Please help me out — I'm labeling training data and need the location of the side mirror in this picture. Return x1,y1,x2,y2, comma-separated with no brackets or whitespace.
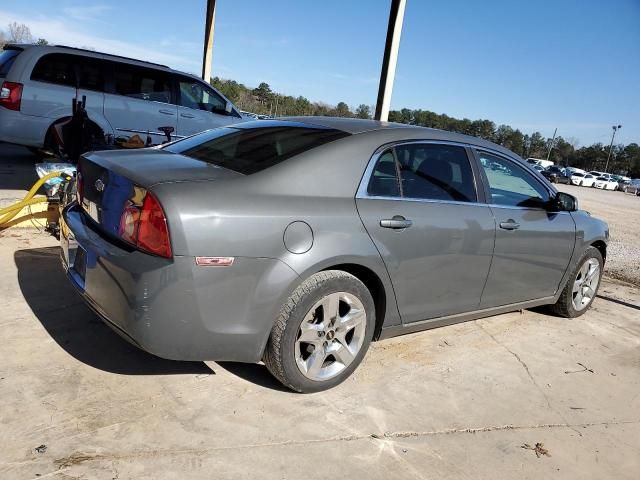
224,101,233,114
552,192,578,212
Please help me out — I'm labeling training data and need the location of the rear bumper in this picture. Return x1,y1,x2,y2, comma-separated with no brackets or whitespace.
0,108,48,147
60,203,299,362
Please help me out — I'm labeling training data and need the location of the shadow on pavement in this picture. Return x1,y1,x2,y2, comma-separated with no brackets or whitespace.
15,246,213,375
0,144,40,192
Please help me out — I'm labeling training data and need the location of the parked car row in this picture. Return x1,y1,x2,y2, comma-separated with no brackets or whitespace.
530,161,638,194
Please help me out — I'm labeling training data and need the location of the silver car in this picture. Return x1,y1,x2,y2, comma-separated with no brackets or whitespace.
61,118,609,392
622,179,640,195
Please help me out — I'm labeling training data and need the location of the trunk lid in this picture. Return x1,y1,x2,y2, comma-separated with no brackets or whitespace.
77,148,242,238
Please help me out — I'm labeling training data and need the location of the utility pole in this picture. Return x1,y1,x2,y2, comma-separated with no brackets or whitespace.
201,0,217,82
545,127,557,161
374,0,407,121
604,125,622,173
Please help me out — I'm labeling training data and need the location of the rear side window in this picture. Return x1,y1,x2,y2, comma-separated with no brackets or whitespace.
31,53,76,87
109,63,172,104
0,49,20,77
164,126,350,175
77,57,104,91
367,143,477,202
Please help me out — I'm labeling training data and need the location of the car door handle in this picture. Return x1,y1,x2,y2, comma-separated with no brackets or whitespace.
159,109,174,115
180,113,195,118
499,220,521,230
380,216,413,229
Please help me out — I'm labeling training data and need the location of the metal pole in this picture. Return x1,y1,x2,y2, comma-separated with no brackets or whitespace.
545,127,557,162
374,0,407,122
202,0,216,82
604,125,621,173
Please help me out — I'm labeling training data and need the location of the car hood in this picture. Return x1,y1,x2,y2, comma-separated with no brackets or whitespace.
82,148,243,187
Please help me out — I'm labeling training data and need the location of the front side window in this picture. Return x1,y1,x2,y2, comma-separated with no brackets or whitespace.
111,64,172,103
366,143,477,202
478,151,550,208
31,53,76,87
178,78,226,113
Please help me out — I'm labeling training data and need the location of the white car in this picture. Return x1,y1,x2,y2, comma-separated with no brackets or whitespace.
571,172,596,187
593,176,617,190
0,44,245,152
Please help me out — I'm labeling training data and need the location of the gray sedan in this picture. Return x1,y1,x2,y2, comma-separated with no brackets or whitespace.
61,118,609,392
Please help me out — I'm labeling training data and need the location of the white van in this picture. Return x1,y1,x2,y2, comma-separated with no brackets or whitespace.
0,44,245,151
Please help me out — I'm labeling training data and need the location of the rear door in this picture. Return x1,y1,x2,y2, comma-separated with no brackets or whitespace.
474,150,576,307
175,76,240,137
103,62,177,144
356,142,496,323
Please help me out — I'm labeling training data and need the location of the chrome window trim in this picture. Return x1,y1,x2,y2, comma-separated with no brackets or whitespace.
356,139,481,204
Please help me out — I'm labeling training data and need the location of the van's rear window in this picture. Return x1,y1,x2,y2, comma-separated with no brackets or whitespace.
0,49,20,76
164,125,350,175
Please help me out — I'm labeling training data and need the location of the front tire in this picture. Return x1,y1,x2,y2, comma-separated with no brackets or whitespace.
550,247,603,318
264,271,375,393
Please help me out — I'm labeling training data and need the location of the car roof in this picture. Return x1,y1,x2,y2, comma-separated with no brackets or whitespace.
259,116,519,157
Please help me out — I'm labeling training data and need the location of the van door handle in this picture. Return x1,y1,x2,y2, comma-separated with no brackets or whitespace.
380,216,412,229
499,220,520,230
159,109,174,115
180,113,195,118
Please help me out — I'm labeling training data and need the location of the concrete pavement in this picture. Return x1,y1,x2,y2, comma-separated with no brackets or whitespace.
0,231,638,479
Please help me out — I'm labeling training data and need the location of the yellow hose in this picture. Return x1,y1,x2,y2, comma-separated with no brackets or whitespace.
0,171,62,226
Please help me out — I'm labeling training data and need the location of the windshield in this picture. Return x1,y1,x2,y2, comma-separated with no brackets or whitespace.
164,125,350,175
0,49,20,77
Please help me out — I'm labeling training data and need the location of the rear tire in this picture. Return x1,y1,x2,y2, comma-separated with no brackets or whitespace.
264,271,375,393
550,247,603,318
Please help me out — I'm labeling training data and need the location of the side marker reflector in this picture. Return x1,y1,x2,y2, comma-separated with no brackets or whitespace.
195,257,235,267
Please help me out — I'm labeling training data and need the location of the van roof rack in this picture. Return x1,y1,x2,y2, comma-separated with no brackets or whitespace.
53,45,170,69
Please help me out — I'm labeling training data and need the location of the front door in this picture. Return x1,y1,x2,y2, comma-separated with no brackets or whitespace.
475,150,576,307
356,142,495,323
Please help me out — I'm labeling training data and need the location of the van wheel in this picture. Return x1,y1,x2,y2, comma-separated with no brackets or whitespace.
550,247,603,318
264,271,375,393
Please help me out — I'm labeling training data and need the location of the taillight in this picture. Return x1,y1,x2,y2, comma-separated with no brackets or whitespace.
0,81,23,111
118,191,172,258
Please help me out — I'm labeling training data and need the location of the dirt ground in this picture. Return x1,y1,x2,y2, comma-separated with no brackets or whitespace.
557,183,640,285
0,146,639,479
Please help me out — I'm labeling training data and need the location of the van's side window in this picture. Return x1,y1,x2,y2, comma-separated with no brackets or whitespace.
111,64,172,104
31,54,76,87
178,78,226,113
77,58,104,92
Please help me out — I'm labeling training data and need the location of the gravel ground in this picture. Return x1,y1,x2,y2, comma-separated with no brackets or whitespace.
557,183,640,285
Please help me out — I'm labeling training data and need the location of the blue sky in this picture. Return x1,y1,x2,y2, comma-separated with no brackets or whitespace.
1,0,638,145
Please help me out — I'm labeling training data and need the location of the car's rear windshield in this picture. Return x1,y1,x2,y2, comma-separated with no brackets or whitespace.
164,125,350,175
0,49,20,77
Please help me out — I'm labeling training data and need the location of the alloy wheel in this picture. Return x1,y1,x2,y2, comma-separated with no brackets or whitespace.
295,292,367,381
572,258,600,311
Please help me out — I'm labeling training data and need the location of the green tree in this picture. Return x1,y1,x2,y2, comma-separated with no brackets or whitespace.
355,104,371,119
334,102,351,117
252,82,273,105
